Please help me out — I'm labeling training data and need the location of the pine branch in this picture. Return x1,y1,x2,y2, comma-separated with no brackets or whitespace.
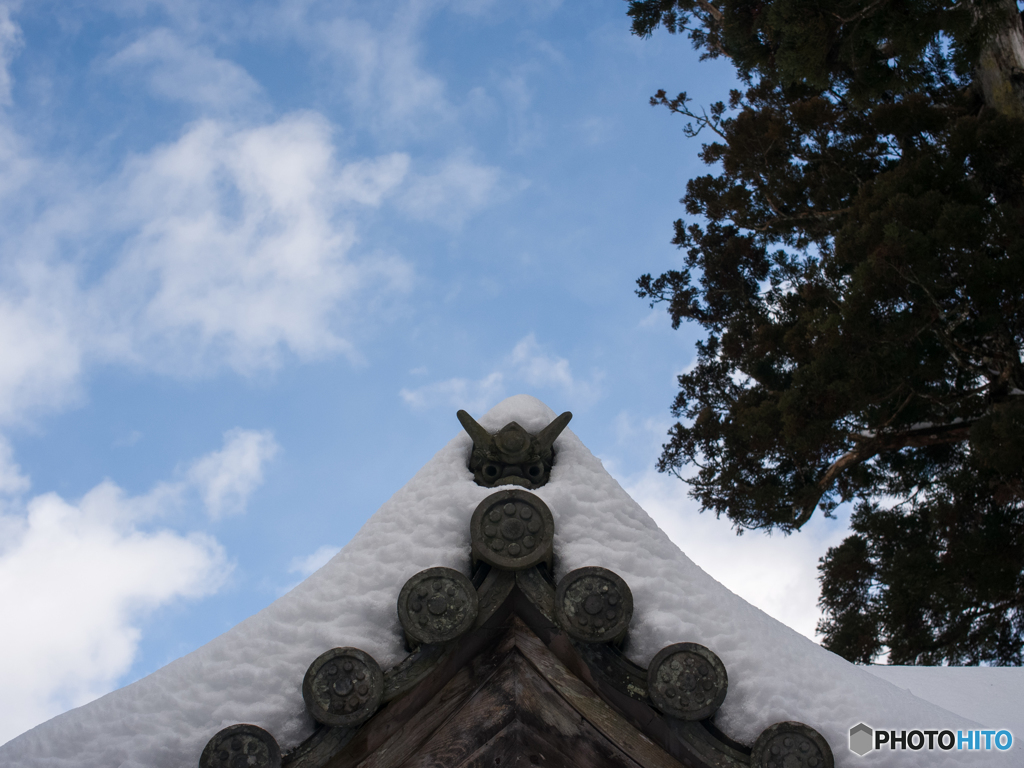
793,421,977,528
831,0,894,27
695,0,723,23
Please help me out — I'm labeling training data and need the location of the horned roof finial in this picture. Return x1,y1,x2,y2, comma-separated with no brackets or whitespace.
457,409,572,489
535,411,572,453
456,410,493,450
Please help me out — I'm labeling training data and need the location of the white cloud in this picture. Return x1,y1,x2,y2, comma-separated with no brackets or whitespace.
498,71,544,153
0,426,282,742
510,334,573,391
0,3,23,107
577,116,612,146
401,371,505,413
104,28,263,114
113,429,143,447
187,428,279,519
0,112,415,421
0,120,38,203
288,544,341,578
0,433,28,496
510,333,600,403
315,11,453,139
101,114,412,372
0,269,84,425
444,0,501,17
400,334,599,411
338,153,411,206
0,481,230,744
398,156,502,229
622,467,849,641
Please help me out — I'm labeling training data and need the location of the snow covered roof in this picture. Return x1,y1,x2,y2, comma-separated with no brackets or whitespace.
863,665,1024,744
0,395,1016,767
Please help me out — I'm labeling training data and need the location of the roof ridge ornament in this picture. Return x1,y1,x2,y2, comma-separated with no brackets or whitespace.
456,409,572,488
470,489,554,572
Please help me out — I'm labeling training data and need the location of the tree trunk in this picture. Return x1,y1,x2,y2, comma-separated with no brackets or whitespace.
976,0,1024,118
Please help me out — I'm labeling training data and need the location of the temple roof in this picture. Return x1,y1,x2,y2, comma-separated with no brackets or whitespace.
0,395,1011,767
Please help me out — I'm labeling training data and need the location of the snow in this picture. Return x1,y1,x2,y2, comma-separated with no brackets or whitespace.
864,665,1024,742
0,395,1014,766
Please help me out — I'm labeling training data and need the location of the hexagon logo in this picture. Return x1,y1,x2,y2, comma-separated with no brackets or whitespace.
850,723,873,756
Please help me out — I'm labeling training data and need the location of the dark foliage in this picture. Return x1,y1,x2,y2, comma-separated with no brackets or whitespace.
819,453,1024,665
630,0,1024,663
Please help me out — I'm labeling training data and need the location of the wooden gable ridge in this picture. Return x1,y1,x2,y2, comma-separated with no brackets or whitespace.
328,603,678,767
284,565,753,768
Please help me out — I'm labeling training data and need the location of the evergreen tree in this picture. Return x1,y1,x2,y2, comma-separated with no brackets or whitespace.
629,0,1024,664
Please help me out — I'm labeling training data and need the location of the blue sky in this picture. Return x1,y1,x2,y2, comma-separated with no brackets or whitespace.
0,0,851,744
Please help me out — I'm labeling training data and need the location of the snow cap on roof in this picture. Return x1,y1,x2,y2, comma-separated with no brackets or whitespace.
0,395,1003,766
